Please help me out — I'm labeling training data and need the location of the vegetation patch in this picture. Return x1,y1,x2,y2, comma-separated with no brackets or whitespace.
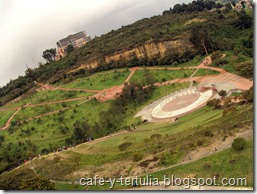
193,68,220,77
0,110,15,128
61,70,130,90
130,69,194,85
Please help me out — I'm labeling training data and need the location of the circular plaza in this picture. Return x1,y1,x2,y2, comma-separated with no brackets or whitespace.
135,87,215,122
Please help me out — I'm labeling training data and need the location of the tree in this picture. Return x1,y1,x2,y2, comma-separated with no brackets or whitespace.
243,32,253,57
234,10,253,29
0,167,54,190
42,48,56,63
65,45,74,53
224,3,232,12
243,87,253,102
190,26,211,55
19,176,55,190
232,138,247,151
218,90,227,97
143,69,155,86
119,142,132,151
172,4,184,14
73,121,90,143
0,135,5,146
207,99,221,109
234,61,253,78
25,66,36,81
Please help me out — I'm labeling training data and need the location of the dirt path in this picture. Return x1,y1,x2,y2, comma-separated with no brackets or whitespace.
0,56,252,130
104,128,250,182
23,128,252,189
1,107,21,130
189,68,199,87
0,107,19,112
125,67,138,83
26,96,93,108
22,98,91,123
0,97,93,130
17,129,129,172
53,87,101,93
3,56,254,190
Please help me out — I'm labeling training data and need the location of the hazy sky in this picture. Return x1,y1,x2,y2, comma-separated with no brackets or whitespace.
0,0,192,87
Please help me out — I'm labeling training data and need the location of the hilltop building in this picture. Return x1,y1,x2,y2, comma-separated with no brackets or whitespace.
56,31,91,59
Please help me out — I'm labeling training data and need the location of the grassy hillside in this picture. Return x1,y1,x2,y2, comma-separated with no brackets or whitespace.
130,69,194,85
0,110,15,128
59,69,130,90
0,5,253,105
0,1,253,191
1,103,252,190
86,138,253,190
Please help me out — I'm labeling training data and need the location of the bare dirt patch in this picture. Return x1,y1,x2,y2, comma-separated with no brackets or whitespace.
185,18,207,25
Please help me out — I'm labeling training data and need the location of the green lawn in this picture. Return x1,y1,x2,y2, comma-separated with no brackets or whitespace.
61,70,130,90
76,105,223,154
2,90,93,109
177,55,206,67
0,99,112,156
0,79,252,186
0,110,15,128
193,68,220,77
12,100,84,122
130,69,194,85
152,55,205,68
1,102,252,188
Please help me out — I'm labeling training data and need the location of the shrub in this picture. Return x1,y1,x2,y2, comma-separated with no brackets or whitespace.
133,153,143,162
218,90,227,97
243,87,253,102
150,134,162,140
234,61,253,78
139,160,151,168
204,130,214,137
207,99,221,109
211,50,222,61
197,139,204,146
232,138,247,151
162,78,167,82
223,106,237,117
160,152,179,166
61,102,67,107
203,163,211,170
0,135,5,146
119,142,132,151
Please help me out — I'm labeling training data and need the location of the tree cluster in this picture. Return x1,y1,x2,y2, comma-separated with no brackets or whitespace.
0,168,55,190
42,48,57,63
163,0,223,15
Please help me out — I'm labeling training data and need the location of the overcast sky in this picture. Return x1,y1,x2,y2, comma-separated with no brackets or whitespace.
0,0,192,87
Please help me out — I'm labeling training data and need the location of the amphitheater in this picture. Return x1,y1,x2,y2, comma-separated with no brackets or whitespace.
135,86,216,122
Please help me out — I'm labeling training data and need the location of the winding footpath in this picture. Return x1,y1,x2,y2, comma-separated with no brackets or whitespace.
0,56,253,130
3,55,253,190
1,107,21,130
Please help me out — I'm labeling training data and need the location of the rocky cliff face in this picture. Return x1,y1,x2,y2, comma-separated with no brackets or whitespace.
105,37,193,63
69,37,193,73
69,61,98,73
